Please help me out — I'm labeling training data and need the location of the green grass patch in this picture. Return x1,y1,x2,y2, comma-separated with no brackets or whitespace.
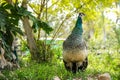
1,51,120,80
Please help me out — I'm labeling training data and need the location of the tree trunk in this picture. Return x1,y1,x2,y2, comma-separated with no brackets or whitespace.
21,0,40,62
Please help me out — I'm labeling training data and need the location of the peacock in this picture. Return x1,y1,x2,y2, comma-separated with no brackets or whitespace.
63,13,88,73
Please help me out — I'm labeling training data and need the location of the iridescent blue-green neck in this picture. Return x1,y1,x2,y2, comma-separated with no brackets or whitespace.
72,16,83,35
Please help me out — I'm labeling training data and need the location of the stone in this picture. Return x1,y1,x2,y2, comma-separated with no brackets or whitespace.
98,73,111,80
53,76,61,80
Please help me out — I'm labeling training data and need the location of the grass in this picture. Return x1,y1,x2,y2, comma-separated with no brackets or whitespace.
1,50,120,80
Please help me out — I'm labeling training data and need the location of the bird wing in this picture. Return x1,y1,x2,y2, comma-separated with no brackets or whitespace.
63,34,87,50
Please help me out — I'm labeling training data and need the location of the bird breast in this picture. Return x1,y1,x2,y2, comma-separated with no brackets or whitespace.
63,48,88,62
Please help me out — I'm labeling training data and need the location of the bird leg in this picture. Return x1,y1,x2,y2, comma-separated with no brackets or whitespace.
63,60,72,71
78,57,88,71
66,62,72,71
76,62,82,72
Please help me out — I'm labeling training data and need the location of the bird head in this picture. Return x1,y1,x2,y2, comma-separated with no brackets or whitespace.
79,13,85,18
74,13,85,29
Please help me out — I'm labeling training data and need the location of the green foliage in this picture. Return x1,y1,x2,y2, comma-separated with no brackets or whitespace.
16,5,53,34
17,6,31,17
0,2,23,59
0,1,53,40
0,1,53,61
35,40,54,62
0,3,23,35
32,18,53,34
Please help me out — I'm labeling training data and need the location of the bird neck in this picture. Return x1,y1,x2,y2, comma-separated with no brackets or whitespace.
72,16,83,35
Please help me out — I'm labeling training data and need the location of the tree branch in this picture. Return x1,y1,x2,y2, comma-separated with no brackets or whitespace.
47,0,59,9
28,4,40,15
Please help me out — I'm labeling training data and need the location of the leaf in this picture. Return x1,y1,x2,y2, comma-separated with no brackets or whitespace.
11,27,24,35
2,2,13,9
40,21,53,34
32,22,39,33
29,14,53,34
29,14,37,23
32,19,53,34
17,6,31,16
0,12,6,28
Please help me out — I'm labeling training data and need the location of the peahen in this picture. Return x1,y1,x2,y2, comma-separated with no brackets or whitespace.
63,13,88,73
